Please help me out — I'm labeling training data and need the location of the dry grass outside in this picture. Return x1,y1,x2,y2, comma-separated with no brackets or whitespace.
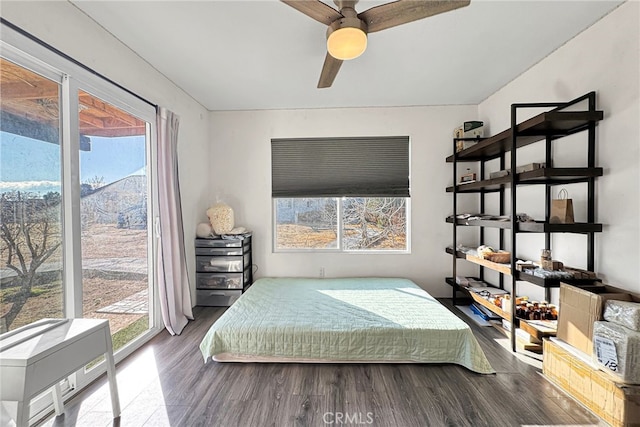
82,275,147,333
0,281,64,326
0,276,147,334
277,223,406,250
1,223,149,335
344,226,407,250
80,223,147,259
0,223,146,267
276,224,337,249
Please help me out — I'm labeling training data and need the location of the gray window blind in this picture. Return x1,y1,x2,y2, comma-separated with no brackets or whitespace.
272,136,410,198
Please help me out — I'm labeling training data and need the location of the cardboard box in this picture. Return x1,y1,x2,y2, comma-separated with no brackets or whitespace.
543,338,640,427
557,283,635,355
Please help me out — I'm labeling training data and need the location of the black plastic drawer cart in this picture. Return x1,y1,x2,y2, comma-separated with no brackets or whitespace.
195,233,252,306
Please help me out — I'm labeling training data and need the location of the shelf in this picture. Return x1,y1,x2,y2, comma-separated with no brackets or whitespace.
447,277,554,353
446,167,603,193
515,269,600,288
446,110,604,162
445,276,505,292
446,217,603,233
520,320,557,340
446,247,599,288
517,222,602,233
446,277,558,339
445,277,510,320
447,247,513,275
467,254,513,275
447,217,511,229
447,92,601,353
468,289,511,320
445,276,504,290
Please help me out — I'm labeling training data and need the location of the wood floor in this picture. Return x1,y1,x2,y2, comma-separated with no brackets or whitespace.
38,301,603,427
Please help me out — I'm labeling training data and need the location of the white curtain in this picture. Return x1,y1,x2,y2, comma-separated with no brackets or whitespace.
156,107,193,335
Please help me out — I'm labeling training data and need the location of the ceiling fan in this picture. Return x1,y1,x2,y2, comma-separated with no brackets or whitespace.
282,0,471,88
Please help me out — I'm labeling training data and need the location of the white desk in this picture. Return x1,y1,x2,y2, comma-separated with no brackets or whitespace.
0,318,120,426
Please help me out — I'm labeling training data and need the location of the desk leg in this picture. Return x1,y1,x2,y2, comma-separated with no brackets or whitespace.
104,337,120,418
52,382,64,415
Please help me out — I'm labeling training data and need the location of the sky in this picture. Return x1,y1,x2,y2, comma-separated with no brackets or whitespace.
0,131,146,195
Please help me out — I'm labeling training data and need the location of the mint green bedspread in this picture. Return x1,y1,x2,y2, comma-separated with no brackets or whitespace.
199,277,494,374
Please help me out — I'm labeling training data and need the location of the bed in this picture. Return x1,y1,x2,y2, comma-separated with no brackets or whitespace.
199,277,494,374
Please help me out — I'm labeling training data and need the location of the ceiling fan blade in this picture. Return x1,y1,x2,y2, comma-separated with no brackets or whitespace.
317,53,343,88
358,0,471,33
281,0,343,26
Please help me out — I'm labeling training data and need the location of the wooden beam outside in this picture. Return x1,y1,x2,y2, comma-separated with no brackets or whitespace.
79,126,146,138
1,82,58,100
79,93,141,126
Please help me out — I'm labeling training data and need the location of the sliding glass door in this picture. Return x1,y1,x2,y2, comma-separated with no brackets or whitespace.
1,26,160,422
0,58,64,332
77,89,152,361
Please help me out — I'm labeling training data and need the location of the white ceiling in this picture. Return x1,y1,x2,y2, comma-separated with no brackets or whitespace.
70,0,623,111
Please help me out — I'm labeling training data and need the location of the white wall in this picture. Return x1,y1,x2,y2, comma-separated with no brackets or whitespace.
1,1,210,299
478,1,640,295
209,1,640,299
209,106,477,296
3,1,637,301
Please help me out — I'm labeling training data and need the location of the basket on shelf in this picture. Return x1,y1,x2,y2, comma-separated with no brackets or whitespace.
484,251,511,264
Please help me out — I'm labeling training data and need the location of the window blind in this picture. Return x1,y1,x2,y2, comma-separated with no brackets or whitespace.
271,136,410,198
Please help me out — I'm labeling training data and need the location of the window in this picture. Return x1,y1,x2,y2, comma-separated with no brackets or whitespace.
274,197,408,252
342,197,407,250
0,59,64,330
275,198,338,250
0,55,156,343
1,22,160,420
272,136,410,252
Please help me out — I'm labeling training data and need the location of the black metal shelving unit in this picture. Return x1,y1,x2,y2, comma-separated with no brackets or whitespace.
447,91,604,352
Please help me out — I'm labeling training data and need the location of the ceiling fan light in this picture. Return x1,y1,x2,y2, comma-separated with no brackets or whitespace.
327,27,367,60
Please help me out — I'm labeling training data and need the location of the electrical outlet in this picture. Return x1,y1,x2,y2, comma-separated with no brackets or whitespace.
319,267,325,278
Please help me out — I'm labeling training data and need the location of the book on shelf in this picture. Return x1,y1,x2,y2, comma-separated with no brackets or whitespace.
468,286,508,296
471,303,502,320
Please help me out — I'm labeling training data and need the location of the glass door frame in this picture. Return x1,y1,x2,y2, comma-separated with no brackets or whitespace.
70,79,161,387
1,22,162,423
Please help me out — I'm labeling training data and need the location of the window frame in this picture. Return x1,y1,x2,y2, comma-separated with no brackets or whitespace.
272,197,411,254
